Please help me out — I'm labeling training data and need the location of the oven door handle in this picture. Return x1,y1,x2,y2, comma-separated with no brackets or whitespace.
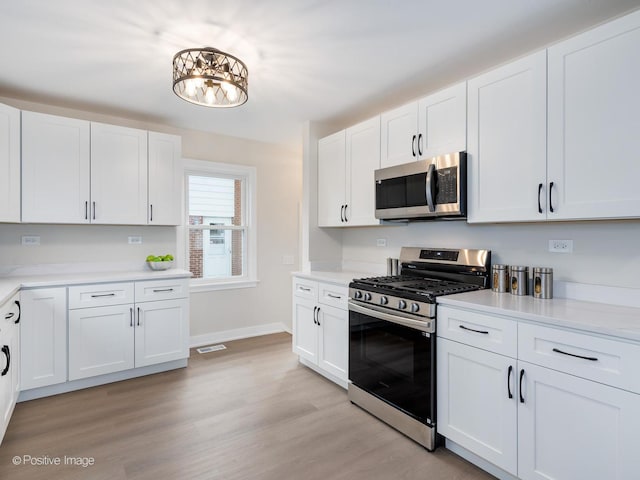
348,301,433,334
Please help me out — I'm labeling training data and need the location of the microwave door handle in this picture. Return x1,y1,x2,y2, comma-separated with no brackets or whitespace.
425,163,436,212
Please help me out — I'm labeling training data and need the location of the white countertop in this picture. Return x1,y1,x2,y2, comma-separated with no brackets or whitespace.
292,270,375,287
438,290,640,343
0,268,192,306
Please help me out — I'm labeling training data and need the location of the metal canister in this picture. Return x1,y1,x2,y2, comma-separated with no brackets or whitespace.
492,264,509,293
510,266,529,296
533,267,553,299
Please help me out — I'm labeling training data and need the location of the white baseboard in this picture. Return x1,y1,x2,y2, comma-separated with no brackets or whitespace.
190,322,290,348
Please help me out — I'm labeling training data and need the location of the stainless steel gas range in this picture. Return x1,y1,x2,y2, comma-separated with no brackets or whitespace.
348,247,491,450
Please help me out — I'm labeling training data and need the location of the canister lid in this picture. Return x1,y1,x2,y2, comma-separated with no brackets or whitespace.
533,267,553,274
510,265,529,272
493,264,508,270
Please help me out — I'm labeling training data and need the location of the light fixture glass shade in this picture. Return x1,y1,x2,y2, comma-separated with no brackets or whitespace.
173,48,248,107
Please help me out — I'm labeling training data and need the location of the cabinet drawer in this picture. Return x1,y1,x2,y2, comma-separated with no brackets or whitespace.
437,306,517,358
318,283,348,309
68,282,134,309
518,322,640,393
135,279,189,302
293,278,317,301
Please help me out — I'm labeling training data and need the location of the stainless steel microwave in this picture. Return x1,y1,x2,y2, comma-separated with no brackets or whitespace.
374,151,467,221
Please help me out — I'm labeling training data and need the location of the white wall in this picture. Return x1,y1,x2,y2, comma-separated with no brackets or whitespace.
342,220,640,289
0,95,302,337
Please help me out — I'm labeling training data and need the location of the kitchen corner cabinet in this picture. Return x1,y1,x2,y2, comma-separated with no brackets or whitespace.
467,51,547,223
68,279,189,381
0,294,20,443
20,288,68,390
292,277,348,385
0,103,21,223
318,116,380,227
437,305,640,480
148,132,182,225
90,122,148,225
547,10,640,220
380,82,466,168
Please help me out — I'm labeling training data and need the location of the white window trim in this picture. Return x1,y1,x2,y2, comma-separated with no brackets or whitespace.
179,158,258,292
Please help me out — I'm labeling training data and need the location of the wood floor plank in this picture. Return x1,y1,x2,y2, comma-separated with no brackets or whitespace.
0,333,495,479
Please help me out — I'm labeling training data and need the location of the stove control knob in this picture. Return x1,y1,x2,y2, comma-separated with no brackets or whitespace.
380,296,389,305
354,290,363,299
398,300,407,310
411,303,420,313
364,292,372,301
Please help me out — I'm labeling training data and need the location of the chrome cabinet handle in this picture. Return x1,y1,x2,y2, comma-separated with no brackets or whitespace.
552,347,598,362
91,293,116,298
537,183,543,214
549,182,555,213
417,133,423,156
152,288,174,293
519,369,525,404
137,307,141,326
507,365,513,399
130,307,133,327
411,135,417,157
459,324,489,335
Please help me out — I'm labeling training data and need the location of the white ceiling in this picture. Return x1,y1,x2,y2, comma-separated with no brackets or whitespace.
0,0,638,148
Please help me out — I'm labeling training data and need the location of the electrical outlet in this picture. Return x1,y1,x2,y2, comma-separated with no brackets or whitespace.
376,238,387,247
128,236,143,245
549,239,573,253
21,235,40,246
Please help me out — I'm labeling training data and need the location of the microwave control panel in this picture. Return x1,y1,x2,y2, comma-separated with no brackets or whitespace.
436,167,458,204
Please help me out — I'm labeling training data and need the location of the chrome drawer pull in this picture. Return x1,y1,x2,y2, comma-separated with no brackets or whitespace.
152,288,174,293
90,293,116,298
552,347,598,362
327,293,341,299
459,324,489,335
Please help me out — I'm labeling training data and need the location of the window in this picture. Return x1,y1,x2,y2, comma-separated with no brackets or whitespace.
183,159,257,291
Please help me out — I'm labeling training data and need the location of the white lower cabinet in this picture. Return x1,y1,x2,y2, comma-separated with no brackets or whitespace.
1,294,21,444
20,288,67,390
437,305,640,480
292,277,348,385
68,280,189,381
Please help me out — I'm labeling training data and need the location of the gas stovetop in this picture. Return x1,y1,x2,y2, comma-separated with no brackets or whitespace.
352,275,482,299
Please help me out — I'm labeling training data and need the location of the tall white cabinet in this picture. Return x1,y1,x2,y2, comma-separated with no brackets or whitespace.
317,130,346,227
148,132,183,225
0,103,20,223
467,51,547,223
547,9,640,220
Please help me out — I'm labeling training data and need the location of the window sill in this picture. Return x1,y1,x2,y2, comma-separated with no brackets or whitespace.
189,279,260,293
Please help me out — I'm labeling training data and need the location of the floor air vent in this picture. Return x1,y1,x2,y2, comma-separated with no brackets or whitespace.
197,344,227,354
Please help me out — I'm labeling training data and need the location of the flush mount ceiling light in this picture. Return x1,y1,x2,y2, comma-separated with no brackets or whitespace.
172,47,248,108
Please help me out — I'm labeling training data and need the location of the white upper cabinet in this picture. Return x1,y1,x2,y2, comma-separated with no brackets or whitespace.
148,132,182,226
317,130,347,227
417,82,467,160
547,10,640,220
345,116,380,226
22,111,91,223
0,103,20,223
90,122,148,225
318,117,380,227
380,102,418,168
467,51,548,223
381,82,467,168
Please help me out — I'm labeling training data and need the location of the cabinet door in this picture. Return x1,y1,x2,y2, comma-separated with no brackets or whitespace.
20,288,67,390
437,338,518,475
0,103,20,223
417,82,467,159
134,299,189,368
90,122,148,225
148,132,182,225
380,102,418,168
518,361,640,480
68,304,135,380
317,130,346,227
467,51,547,223
0,296,20,443
547,10,640,220
292,296,318,364
317,304,348,381
345,116,380,226
21,111,90,223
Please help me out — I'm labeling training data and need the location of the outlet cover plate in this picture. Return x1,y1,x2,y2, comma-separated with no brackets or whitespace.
549,239,573,253
128,236,143,245
21,235,40,246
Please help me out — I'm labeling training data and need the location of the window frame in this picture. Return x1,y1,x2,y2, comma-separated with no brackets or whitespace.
181,158,258,292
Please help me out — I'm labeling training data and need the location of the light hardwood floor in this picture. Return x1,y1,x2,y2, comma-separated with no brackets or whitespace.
0,333,495,480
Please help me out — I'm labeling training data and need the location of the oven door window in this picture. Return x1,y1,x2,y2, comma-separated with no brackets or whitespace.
376,172,428,209
349,308,434,425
